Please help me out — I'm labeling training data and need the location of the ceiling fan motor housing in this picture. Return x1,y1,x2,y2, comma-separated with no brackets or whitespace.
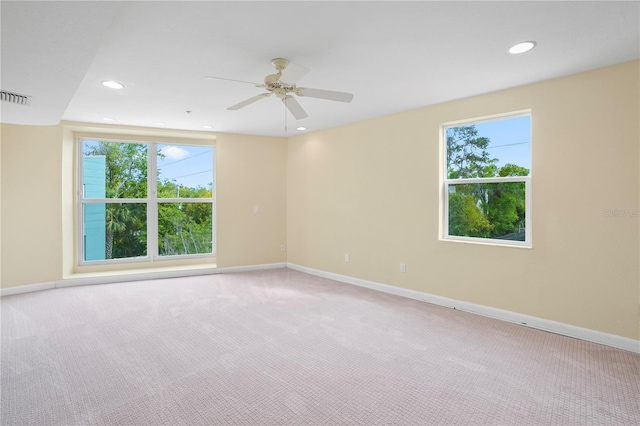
264,73,296,98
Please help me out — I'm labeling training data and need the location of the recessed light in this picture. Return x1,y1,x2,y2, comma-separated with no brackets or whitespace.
202,125,214,129
102,117,117,122
296,127,307,131
102,80,124,89
508,41,536,55
153,121,166,126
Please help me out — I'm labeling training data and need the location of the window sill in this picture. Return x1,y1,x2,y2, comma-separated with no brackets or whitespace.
61,263,217,288
439,237,532,249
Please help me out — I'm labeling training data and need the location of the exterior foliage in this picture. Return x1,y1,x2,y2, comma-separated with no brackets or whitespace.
447,125,528,241
448,191,493,237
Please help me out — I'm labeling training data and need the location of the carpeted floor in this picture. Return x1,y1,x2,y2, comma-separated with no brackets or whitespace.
1,268,639,425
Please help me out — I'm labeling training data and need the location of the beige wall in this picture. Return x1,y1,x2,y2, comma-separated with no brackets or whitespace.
1,123,287,287
215,133,287,268
287,60,640,340
1,124,64,287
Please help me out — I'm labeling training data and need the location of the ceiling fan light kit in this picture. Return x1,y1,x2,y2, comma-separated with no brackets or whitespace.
207,58,354,120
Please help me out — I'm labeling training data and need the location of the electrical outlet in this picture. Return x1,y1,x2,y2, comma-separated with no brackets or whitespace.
400,263,406,273
253,206,260,214
344,253,350,263
280,244,286,252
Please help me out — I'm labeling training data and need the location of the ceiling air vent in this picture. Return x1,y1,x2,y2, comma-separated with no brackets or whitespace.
1,90,29,105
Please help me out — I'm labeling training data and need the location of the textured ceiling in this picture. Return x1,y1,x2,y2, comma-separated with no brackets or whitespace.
2,1,639,137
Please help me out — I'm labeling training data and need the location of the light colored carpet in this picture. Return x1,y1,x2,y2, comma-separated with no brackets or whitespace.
1,268,639,425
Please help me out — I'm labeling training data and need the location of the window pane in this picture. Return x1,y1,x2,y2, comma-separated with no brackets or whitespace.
157,145,213,198
82,140,148,198
446,116,530,179
158,202,213,256
448,182,526,241
83,203,147,261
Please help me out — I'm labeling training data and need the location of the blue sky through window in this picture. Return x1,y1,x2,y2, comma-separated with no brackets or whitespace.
473,115,531,170
157,144,214,190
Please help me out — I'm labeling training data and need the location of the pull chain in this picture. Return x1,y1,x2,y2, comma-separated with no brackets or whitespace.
284,99,288,132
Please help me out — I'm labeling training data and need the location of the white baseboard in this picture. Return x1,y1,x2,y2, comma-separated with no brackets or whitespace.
1,263,287,296
56,267,219,288
216,262,287,274
0,281,56,296
287,263,640,354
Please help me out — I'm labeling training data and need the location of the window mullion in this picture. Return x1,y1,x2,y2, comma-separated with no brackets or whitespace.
82,198,147,204
157,198,213,203
148,143,159,260
445,176,528,185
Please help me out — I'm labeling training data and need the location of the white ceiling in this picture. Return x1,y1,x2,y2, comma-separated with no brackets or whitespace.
2,1,639,137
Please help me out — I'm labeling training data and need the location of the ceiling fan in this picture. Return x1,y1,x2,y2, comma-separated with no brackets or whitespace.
205,58,354,120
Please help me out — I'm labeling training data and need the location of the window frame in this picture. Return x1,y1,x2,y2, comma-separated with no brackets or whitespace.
441,111,532,248
77,137,216,265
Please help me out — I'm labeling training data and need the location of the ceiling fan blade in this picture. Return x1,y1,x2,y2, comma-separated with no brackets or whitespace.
297,87,354,103
279,63,309,85
283,96,308,120
205,76,264,88
227,93,271,110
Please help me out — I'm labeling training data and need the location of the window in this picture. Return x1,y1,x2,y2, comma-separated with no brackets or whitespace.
79,138,215,263
443,113,531,246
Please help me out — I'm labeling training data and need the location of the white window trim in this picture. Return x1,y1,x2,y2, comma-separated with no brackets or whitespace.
441,111,532,248
77,137,216,265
